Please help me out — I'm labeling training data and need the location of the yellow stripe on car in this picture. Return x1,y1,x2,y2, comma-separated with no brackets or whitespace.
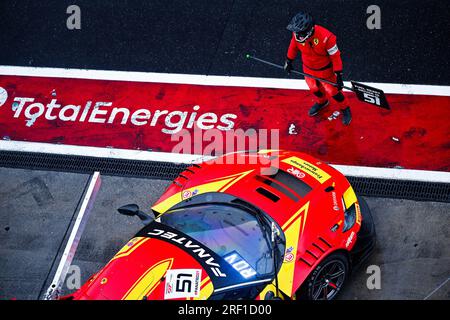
259,202,310,299
122,258,173,300
152,170,254,213
111,237,149,261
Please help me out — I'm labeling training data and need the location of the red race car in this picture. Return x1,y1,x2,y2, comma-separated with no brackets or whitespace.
65,150,375,300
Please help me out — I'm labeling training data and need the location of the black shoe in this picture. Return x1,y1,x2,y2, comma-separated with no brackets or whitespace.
341,107,352,125
308,100,329,116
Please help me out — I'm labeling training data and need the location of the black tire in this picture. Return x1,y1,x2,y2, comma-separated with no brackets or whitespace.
296,252,349,300
356,195,376,240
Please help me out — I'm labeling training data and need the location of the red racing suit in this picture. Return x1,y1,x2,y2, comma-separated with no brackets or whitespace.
287,25,345,105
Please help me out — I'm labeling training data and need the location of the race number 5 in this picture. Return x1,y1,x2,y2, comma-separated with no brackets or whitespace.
363,92,381,106
164,269,201,299
175,273,193,293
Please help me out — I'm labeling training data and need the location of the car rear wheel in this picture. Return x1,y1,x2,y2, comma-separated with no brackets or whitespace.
297,252,349,300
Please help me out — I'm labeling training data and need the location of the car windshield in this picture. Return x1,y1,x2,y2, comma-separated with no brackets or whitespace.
159,203,274,279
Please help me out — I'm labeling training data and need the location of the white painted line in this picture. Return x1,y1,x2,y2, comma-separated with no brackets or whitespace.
1,140,449,183
43,171,101,300
1,65,450,96
423,277,450,300
0,140,202,164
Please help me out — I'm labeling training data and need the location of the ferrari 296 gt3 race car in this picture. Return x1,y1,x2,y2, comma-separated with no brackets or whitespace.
63,150,375,300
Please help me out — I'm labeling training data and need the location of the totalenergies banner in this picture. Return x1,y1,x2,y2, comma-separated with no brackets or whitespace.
0,73,449,171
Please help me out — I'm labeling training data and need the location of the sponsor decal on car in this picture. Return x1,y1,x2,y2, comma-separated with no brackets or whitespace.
126,238,139,247
355,203,362,226
287,167,306,179
283,246,295,263
282,156,331,184
164,269,202,299
182,190,192,199
345,231,356,248
224,251,257,279
145,227,227,278
331,191,340,211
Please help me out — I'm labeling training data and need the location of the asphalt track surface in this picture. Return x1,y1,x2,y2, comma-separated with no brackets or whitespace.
0,0,449,85
0,1,449,300
0,168,449,300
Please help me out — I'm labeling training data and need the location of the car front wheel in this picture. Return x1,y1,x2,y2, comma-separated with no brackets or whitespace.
298,252,349,300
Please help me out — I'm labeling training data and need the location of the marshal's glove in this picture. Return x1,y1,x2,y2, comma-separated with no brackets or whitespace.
284,58,293,74
335,71,344,91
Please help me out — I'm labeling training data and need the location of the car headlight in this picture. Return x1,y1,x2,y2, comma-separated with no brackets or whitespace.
342,204,356,232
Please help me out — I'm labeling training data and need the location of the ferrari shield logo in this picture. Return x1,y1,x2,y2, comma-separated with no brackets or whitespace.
313,38,319,45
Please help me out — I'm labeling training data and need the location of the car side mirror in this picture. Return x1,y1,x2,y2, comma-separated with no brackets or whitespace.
118,204,139,216
325,186,335,192
117,204,155,225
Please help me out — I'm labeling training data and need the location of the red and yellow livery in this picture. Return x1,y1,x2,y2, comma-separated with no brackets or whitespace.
65,150,375,300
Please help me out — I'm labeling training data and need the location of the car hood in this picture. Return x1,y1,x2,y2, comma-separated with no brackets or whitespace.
76,236,214,300
73,222,250,300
